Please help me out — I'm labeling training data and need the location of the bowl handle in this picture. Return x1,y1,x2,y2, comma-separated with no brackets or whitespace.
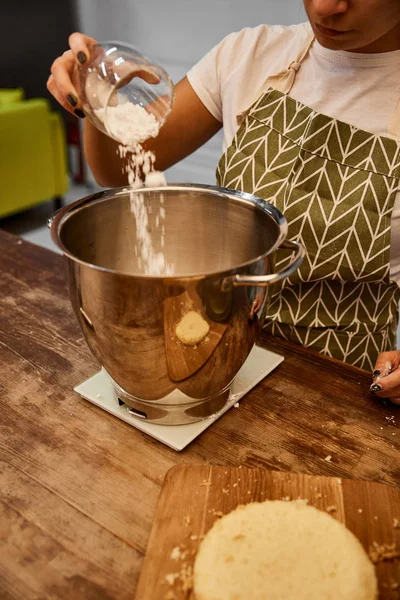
221,240,305,291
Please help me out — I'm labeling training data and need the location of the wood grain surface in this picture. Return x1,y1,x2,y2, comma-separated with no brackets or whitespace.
0,229,399,599
136,464,400,600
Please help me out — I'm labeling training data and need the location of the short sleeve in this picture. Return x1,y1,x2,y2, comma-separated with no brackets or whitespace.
187,43,224,122
187,31,243,123
186,24,310,133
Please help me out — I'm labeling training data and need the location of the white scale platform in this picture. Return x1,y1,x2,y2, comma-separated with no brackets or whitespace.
74,346,283,451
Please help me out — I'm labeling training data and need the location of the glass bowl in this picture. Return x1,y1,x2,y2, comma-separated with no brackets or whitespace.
78,41,174,144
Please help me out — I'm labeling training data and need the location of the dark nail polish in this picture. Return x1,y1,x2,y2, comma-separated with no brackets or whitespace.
74,108,85,119
372,370,381,380
370,384,382,394
77,51,87,64
67,93,77,107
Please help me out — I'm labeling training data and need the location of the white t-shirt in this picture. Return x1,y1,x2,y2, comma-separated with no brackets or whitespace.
187,22,400,284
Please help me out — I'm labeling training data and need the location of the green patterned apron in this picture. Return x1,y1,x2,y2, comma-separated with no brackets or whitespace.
217,34,400,371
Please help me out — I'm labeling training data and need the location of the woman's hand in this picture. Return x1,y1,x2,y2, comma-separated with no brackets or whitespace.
47,33,163,119
47,35,222,187
47,32,97,118
370,351,400,404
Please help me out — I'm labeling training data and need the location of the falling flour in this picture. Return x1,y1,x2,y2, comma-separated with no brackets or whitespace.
97,101,173,275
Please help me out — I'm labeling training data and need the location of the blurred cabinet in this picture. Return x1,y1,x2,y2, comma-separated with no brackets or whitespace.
1,0,78,114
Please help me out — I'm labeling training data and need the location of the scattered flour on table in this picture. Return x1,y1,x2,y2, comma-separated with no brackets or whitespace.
96,102,173,275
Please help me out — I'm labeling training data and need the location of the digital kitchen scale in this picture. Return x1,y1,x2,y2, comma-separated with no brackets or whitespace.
74,345,283,451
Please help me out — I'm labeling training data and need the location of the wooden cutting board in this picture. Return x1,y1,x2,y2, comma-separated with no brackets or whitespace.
164,289,227,381
135,465,400,600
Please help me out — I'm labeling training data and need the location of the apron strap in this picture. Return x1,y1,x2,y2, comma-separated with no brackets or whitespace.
262,32,315,94
237,31,314,123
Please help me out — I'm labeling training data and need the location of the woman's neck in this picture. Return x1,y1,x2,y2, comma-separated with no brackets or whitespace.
351,23,400,53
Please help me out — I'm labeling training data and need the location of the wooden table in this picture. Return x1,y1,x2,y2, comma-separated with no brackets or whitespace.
1,229,399,599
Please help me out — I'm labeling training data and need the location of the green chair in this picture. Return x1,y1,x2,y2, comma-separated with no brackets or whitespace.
0,88,69,219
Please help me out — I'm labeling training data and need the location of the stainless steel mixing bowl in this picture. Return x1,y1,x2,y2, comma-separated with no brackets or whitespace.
49,184,304,424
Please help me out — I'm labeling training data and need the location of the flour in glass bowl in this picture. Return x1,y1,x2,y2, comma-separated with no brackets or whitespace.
95,103,160,147
96,102,174,276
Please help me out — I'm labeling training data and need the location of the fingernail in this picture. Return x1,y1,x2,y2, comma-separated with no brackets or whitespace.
74,108,85,119
372,370,381,381
67,93,77,107
77,51,87,64
370,384,382,394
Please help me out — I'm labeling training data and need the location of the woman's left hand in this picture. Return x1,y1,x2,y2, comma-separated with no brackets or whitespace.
370,351,400,404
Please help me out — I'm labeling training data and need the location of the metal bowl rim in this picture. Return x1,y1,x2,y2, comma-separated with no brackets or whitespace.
50,183,288,280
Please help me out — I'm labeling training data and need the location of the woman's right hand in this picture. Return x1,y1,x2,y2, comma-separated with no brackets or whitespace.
47,32,97,118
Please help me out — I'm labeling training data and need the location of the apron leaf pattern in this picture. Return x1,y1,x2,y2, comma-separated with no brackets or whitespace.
217,89,400,370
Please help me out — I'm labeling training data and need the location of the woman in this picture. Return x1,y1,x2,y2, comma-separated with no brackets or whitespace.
48,0,400,403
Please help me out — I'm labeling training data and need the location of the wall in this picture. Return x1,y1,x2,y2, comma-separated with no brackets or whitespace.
75,0,306,184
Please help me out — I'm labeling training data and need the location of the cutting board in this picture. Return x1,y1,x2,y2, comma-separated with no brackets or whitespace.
135,465,400,600
164,289,227,381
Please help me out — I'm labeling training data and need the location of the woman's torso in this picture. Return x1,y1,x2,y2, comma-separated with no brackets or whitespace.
187,22,400,284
